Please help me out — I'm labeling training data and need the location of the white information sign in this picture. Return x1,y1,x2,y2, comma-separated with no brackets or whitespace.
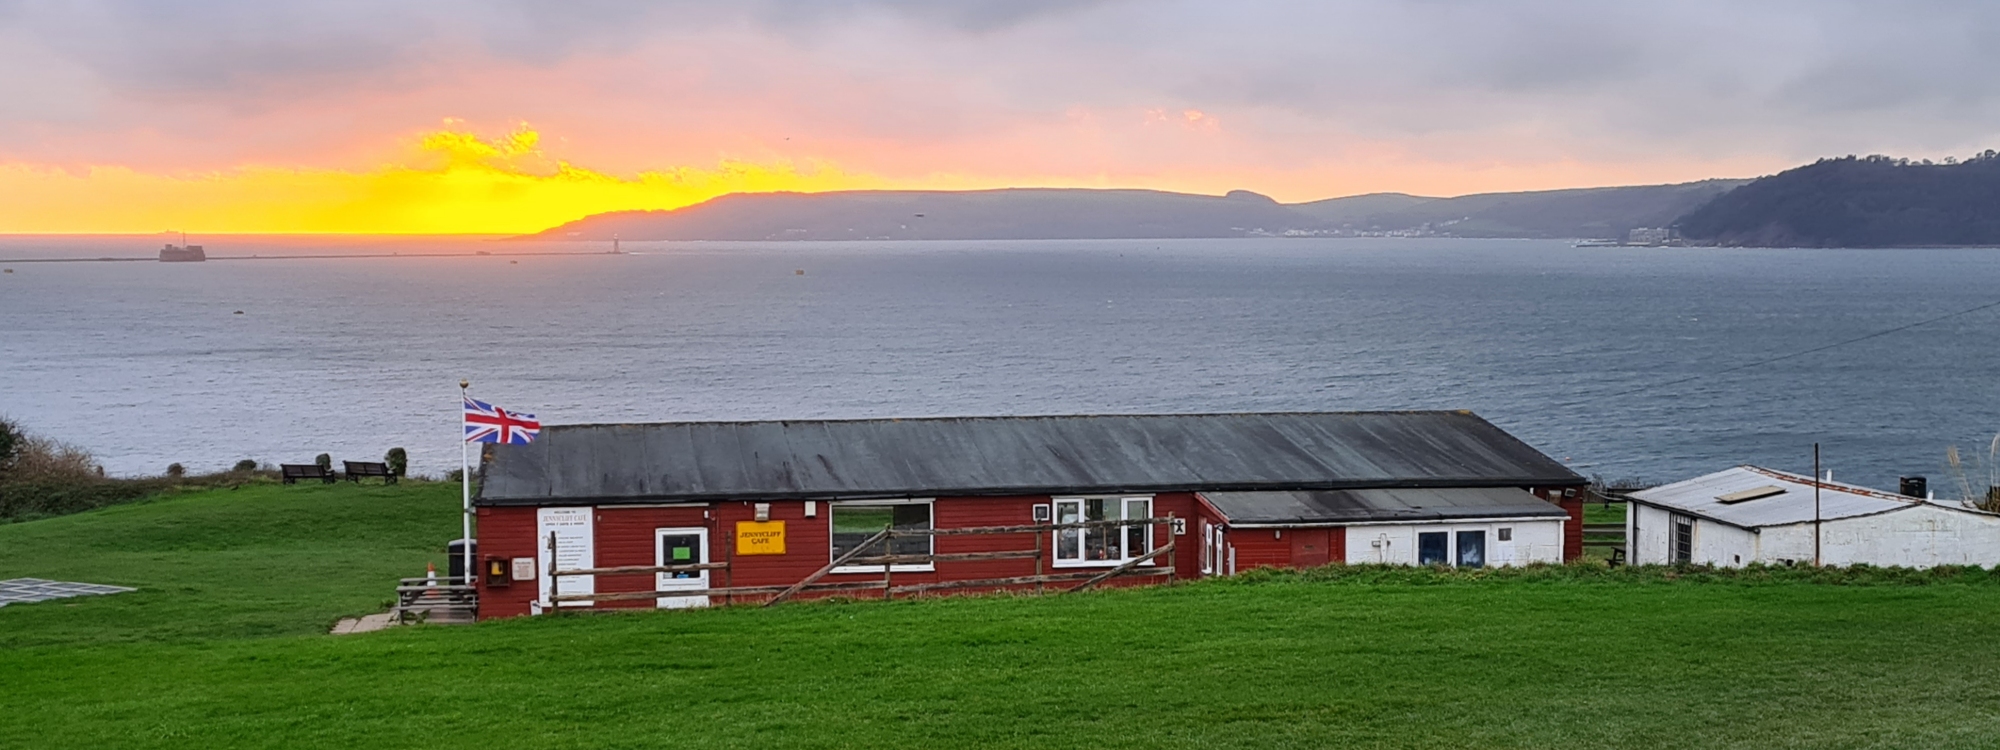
537,506,595,610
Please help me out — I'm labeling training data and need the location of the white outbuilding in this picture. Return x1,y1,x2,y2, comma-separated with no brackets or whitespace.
1626,465,2000,568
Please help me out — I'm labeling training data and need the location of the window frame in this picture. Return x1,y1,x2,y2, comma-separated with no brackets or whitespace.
829,498,936,574
1050,495,1156,568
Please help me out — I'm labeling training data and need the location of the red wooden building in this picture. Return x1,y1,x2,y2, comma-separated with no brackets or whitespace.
471,412,1586,619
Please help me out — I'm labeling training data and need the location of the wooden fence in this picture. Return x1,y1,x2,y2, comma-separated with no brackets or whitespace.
544,515,1178,609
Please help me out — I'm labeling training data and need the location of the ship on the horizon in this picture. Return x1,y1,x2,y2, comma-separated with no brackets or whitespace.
158,244,206,262
159,231,206,262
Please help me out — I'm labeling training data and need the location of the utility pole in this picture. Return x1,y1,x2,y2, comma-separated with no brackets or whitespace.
1813,443,1822,567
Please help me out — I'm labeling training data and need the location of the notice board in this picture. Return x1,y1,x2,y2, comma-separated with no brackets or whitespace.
537,507,595,609
735,520,786,555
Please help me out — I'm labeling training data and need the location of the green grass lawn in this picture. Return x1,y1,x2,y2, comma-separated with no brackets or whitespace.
1583,500,1627,526
3,484,1999,749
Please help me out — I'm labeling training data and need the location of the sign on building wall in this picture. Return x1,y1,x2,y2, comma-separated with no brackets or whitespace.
537,507,595,609
736,520,787,555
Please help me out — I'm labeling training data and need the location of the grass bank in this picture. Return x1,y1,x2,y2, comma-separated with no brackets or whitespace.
3,483,1998,749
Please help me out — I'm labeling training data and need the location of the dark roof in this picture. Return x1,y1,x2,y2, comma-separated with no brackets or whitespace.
1202,487,1568,525
475,411,1584,506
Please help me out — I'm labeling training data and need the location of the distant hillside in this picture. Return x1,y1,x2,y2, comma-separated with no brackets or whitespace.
1291,180,1747,239
1676,154,2000,247
531,188,1313,241
528,180,1749,242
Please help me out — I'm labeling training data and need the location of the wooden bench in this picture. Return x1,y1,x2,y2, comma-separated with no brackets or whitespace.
280,464,336,485
343,461,398,484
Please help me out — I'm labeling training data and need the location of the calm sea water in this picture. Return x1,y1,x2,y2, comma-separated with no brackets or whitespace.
3,235,1998,493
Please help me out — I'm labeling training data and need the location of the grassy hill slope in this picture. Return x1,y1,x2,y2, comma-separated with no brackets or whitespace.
4,483,2000,749
0,481,459,645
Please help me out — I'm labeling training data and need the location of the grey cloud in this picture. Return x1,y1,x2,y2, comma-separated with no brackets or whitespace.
4,0,1998,167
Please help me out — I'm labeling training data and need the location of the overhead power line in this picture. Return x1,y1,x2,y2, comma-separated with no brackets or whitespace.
1591,296,2000,402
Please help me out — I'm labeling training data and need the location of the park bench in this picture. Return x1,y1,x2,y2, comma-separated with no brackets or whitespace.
343,461,398,484
280,464,336,485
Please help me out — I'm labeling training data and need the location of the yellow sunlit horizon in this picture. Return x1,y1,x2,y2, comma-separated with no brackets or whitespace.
0,121,1773,236
0,125,899,235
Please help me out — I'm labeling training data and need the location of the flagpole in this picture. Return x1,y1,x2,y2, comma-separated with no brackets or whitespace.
460,379,473,588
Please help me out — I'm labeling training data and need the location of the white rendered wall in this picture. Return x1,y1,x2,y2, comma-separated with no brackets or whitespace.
1691,521,1758,567
1343,520,1563,567
1632,503,2000,568
1818,505,2000,568
1758,525,1816,564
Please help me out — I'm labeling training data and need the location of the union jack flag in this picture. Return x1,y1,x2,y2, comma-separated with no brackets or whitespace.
464,396,541,444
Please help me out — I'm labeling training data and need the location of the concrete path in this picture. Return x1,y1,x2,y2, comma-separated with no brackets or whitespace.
330,612,399,635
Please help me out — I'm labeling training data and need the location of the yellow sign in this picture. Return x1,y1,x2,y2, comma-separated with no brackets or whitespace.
736,520,787,555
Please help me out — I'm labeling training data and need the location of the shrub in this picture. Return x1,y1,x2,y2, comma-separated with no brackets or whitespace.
166,463,185,478
385,447,408,477
315,453,332,472
232,459,259,473
7,434,99,483
446,468,464,482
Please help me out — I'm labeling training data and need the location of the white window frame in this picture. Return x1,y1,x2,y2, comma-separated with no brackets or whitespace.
830,498,935,574
1051,495,1155,568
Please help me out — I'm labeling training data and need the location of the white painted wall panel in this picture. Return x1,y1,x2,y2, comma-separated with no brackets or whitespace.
1345,526,1416,565
1342,520,1563,567
1629,504,1678,565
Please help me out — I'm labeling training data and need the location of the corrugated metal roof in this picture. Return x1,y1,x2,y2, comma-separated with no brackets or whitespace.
476,411,1583,506
1626,466,1920,529
1202,487,1568,525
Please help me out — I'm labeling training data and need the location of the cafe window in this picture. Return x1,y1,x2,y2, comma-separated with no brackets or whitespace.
831,500,933,572
1053,496,1153,566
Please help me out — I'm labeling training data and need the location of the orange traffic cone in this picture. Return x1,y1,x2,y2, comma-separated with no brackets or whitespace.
426,562,438,587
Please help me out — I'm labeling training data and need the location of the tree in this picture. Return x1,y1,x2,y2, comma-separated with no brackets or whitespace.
385,447,408,477
0,416,20,476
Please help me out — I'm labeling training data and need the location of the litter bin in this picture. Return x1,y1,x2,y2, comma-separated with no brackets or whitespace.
446,538,478,583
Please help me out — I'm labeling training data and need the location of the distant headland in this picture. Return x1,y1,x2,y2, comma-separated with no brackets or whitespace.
525,152,2000,248
1676,153,2000,247
523,182,1746,243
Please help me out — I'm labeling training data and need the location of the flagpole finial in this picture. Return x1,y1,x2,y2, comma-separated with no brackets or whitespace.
459,379,469,390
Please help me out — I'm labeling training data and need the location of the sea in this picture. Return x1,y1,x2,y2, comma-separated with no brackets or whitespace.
3,234,1998,494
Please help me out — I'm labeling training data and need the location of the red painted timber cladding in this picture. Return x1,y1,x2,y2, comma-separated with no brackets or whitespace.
474,492,1209,619
1228,527,1292,571
474,506,539,619
1225,525,1345,571
1289,527,1333,567
1559,496,1584,562
1528,486,1585,562
592,506,712,610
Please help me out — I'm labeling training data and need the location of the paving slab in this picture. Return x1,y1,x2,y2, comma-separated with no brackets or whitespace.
330,612,400,635
0,578,135,606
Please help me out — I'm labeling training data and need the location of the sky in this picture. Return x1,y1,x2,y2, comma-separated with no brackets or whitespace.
2,0,1997,233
